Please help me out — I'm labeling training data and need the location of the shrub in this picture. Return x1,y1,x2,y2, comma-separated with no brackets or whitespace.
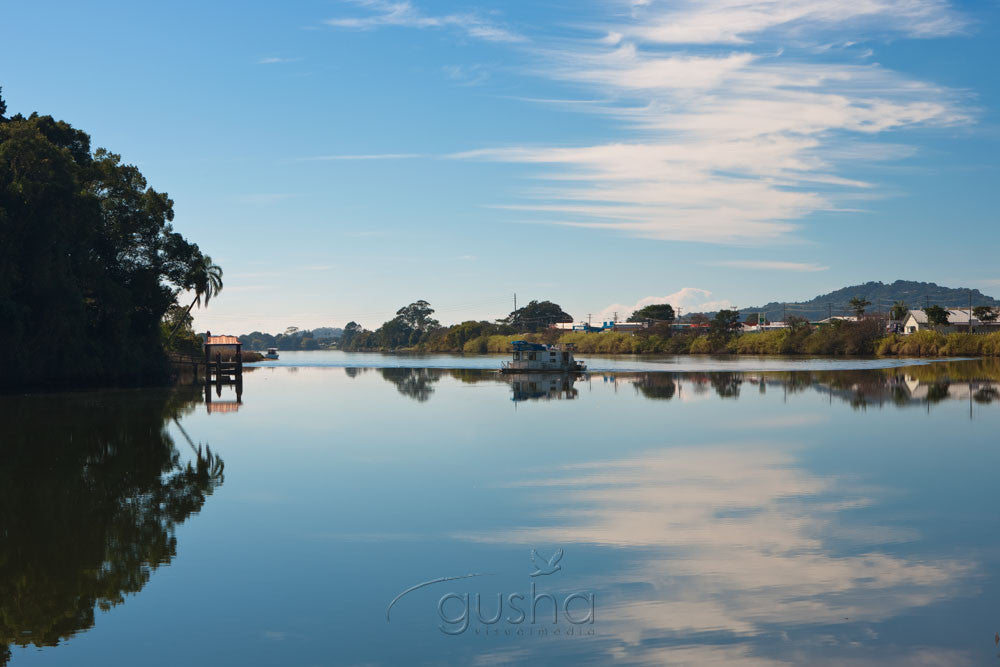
688,336,713,354
728,330,788,355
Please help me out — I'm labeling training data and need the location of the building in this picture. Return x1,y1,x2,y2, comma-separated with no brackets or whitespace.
741,321,792,333
814,316,859,325
901,309,987,334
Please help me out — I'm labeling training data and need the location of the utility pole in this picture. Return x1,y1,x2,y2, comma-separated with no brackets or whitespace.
970,289,973,333
514,292,517,312
613,311,618,324
587,313,592,327
828,303,832,321
782,302,786,323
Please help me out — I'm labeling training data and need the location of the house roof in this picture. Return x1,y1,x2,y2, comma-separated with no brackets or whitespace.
205,335,240,345
906,309,977,325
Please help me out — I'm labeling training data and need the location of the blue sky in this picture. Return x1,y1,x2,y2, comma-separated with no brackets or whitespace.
3,0,999,332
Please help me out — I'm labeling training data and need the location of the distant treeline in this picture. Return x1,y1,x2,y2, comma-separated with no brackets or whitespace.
334,299,1000,358
339,299,570,351
239,326,343,351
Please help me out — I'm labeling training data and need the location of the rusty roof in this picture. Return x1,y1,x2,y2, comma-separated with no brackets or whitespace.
207,402,241,413
205,335,241,346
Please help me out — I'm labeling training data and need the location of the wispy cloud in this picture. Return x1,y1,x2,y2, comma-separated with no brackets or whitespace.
325,0,524,43
442,63,491,86
619,0,967,45
710,260,830,271
450,0,971,244
257,57,302,64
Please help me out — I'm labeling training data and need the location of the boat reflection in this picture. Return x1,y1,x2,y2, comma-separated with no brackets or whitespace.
0,385,223,662
509,373,581,402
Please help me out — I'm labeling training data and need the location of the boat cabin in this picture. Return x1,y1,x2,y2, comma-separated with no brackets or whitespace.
501,341,586,373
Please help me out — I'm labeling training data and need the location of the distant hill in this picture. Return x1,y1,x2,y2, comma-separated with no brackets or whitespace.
309,327,343,339
725,280,999,322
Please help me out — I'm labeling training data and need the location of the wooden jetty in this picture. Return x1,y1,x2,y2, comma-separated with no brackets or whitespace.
203,333,243,410
169,332,244,411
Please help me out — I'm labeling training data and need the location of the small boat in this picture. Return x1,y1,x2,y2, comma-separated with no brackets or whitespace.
265,347,279,360
500,341,586,373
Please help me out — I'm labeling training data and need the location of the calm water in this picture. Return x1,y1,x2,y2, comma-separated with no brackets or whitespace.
3,356,1000,665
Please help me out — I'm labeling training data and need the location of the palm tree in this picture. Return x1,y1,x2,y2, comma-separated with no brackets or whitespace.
166,255,223,345
890,301,908,321
849,296,871,318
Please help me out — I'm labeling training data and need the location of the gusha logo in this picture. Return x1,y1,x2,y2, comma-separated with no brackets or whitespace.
386,548,596,636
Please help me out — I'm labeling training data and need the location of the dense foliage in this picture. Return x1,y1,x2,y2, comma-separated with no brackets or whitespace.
501,300,572,333
0,92,213,389
627,303,676,323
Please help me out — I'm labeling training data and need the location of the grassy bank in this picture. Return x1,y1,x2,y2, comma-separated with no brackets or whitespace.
402,326,1000,358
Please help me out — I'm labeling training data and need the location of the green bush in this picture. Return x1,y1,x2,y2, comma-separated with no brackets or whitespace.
728,330,788,354
688,336,713,354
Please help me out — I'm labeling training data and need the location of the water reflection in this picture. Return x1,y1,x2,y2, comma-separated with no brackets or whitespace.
357,358,1000,412
378,368,441,402
0,386,222,663
461,428,978,664
509,374,581,402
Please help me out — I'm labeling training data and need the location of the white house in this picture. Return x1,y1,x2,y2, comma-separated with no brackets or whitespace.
902,308,981,334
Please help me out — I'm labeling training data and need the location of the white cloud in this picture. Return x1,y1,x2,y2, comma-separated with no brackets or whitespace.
325,0,524,43
451,0,970,244
457,442,974,662
596,287,734,322
711,260,830,271
257,57,301,64
623,0,966,45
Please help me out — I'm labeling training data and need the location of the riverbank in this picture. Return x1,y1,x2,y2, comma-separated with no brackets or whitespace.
350,328,1000,358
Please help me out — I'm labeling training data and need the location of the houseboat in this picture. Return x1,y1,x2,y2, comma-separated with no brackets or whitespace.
265,347,279,360
500,341,586,373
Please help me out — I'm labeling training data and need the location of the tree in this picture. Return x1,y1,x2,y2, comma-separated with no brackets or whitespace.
786,315,810,332
890,301,908,321
377,316,416,348
689,313,710,326
502,300,572,333
341,321,364,348
973,306,998,323
0,100,212,389
849,296,871,318
166,255,223,344
396,300,439,332
627,303,675,323
923,305,950,329
709,309,742,341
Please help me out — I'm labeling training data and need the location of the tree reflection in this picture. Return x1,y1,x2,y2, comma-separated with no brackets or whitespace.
378,368,442,402
634,374,677,400
0,386,223,662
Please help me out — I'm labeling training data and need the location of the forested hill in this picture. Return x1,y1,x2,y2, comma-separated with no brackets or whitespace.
736,281,1000,321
